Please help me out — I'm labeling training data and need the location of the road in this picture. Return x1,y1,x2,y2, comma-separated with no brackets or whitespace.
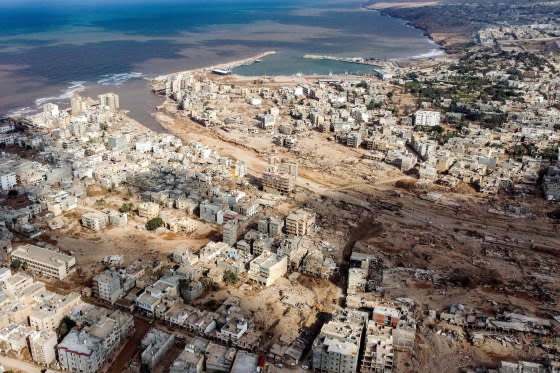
0,355,60,373
107,316,150,373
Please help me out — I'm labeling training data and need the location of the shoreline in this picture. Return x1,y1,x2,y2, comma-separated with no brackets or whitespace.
362,0,451,56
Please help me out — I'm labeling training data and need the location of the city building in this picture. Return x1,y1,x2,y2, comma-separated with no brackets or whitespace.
248,252,288,287
312,310,368,373
92,270,123,304
81,212,109,231
414,110,441,127
57,331,104,373
360,322,394,373
231,351,260,373
10,244,76,280
262,159,298,195
98,93,120,111
222,220,238,246
205,343,237,372
140,328,175,371
29,292,81,331
138,202,160,219
0,171,17,191
28,330,58,365
285,209,316,236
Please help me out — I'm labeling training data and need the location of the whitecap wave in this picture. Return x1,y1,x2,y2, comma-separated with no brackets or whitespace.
97,72,146,86
34,81,86,107
6,106,35,117
409,48,445,60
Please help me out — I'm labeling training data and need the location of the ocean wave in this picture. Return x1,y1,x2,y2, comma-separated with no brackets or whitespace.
97,72,146,86
409,48,445,60
6,106,35,117
34,81,86,107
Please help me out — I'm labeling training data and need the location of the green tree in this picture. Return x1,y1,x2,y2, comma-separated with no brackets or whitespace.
146,217,164,231
223,270,239,285
57,316,76,341
119,202,135,214
542,145,559,161
10,259,22,270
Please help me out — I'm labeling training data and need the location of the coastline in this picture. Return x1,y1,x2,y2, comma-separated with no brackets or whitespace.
362,0,450,56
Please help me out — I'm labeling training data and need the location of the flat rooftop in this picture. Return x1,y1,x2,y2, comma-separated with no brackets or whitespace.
11,244,75,267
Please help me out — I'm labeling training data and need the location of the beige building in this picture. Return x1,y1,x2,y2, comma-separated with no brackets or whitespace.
10,244,76,280
360,322,394,373
138,202,160,219
285,209,316,236
81,212,109,231
262,159,298,195
29,292,81,331
312,310,368,373
248,252,287,287
29,330,58,365
98,93,120,111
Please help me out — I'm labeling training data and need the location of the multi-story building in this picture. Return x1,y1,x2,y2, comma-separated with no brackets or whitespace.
98,93,120,111
81,212,109,231
285,209,316,237
257,216,283,236
10,244,76,280
137,202,160,219
372,306,401,328
222,220,238,246
360,322,394,373
57,331,105,373
92,270,123,304
205,343,237,373
312,310,368,373
0,172,17,191
414,110,441,127
29,330,58,365
29,292,81,331
261,159,298,195
140,328,175,371
248,252,287,287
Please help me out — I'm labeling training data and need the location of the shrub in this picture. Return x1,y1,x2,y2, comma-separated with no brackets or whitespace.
146,217,164,231
223,270,239,285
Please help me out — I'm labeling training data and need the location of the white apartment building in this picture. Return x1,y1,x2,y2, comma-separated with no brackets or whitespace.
29,330,58,365
98,93,120,111
10,244,76,280
57,331,105,373
414,110,441,127
92,270,123,304
312,310,368,373
0,172,17,191
81,212,109,231
248,252,287,287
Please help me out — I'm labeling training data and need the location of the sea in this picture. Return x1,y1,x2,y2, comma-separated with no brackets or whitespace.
0,0,442,130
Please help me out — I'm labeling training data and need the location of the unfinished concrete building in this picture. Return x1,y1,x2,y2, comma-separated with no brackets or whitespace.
393,318,416,352
360,322,394,373
261,158,298,195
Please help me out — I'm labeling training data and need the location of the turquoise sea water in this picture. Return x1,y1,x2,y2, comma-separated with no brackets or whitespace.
0,0,440,124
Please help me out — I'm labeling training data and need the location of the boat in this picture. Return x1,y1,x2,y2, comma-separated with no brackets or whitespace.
211,68,232,76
